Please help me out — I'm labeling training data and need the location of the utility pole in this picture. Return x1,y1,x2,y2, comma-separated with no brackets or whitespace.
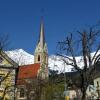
63,62,69,100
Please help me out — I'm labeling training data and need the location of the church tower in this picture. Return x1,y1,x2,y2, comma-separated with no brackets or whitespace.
34,20,48,79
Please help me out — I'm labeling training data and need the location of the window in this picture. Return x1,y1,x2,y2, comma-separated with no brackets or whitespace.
20,88,25,98
0,75,4,86
0,76,2,86
97,81,99,87
0,76,2,81
38,55,40,62
0,57,3,63
89,86,91,92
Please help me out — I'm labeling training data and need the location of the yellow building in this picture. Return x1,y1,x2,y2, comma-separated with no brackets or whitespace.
0,51,18,100
94,77,100,99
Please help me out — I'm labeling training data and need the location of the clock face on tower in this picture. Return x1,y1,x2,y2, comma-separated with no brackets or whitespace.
0,56,3,63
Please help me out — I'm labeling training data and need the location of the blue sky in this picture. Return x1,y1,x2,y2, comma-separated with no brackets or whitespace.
0,0,100,55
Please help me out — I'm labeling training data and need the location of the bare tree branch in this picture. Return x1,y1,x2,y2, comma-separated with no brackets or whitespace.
57,24,100,100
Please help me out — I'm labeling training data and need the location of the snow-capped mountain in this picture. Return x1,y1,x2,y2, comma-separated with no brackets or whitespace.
48,50,100,73
6,49,34,65
5,49,100,73
6,49,73,72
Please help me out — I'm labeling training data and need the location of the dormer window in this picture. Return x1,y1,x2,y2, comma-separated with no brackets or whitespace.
38,55,40,62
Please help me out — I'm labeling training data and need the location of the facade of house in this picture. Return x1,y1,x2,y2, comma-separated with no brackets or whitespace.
16,21,48,100
86,78,100,99
0,51,18,100
86,62,100,99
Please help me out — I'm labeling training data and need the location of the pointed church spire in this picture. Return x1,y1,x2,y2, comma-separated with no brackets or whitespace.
34,19,48,64
39,18,45,48
34,19,48,79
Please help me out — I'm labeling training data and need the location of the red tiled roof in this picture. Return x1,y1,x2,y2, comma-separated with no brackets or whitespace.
17,63,40,79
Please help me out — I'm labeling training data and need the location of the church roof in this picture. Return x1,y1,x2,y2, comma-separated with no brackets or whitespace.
17,63,40,79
